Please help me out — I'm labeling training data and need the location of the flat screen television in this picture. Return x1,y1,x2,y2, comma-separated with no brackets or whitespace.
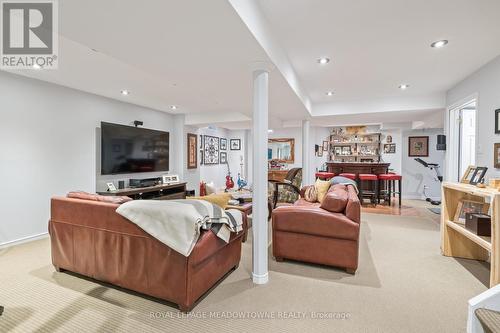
101,122,169,175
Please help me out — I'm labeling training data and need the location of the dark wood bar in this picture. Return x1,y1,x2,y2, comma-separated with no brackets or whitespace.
326,162,390,176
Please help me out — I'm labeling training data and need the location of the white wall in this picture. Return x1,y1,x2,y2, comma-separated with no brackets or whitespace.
380,129,402,174
402,129,445,200
0,72,180,246
446,55,500,181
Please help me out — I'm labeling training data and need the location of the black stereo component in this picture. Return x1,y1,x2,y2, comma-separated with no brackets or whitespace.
129,177,161,188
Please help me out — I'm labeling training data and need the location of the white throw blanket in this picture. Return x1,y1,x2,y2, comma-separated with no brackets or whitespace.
116,199,243,257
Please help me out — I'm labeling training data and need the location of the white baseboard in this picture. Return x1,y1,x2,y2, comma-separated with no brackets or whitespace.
0,232,49,249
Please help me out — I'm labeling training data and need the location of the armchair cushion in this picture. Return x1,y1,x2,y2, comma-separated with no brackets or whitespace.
320,186,348,213
273,206,360,241
303,185,318,202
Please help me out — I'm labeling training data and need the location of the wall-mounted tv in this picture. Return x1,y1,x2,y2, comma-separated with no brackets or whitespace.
101,122,169,175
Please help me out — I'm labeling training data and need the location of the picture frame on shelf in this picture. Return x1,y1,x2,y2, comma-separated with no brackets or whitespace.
495,109,500,134
453,199,489,224
220,151,227,164
494,143,500,168
408,136,429,157
220,138,227,150
470,167,488,185
187,133,197,169
333,146,342,155
106,182,117,192
460,166,477,184
341,146,352,155
230,139,241,150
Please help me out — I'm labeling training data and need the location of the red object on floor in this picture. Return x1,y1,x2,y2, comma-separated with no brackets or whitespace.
378,173,402,207
315,172,335,180
358,174,378,181
339,173,356,180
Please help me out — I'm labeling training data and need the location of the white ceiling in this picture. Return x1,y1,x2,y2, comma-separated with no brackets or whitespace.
4,0,309,125
257,0,500,115
4,0,500,129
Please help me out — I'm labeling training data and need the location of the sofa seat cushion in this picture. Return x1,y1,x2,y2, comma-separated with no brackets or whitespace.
273,206,360,241
294,198,321,208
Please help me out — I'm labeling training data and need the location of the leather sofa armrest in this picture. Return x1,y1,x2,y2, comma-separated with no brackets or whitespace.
345,185,361,223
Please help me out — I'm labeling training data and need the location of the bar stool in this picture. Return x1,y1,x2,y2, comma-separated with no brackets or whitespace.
338,173,356,180
315,172,335,180
378,173,402,207
358,174,378,205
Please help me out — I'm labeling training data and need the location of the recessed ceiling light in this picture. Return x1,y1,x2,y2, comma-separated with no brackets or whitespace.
120,90,130,95
170,105,178,110
431,40,448,48
326,91,334,96
32,63,42,70
399,84,409,90
268,129,274,133
317,57,330,65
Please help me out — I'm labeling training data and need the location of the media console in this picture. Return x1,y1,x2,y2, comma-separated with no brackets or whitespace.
97,182,187,200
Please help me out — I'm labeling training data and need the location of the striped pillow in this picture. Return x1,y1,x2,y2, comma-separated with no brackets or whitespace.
303,186,318,202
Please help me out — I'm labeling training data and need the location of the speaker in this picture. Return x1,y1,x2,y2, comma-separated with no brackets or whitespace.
118,180,125,189
437,135,446,151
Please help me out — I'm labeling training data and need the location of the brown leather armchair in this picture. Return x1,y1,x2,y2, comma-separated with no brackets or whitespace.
268,168,302,209
272,184,361,273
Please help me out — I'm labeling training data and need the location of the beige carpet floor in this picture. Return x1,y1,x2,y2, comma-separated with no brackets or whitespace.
0,212,490,332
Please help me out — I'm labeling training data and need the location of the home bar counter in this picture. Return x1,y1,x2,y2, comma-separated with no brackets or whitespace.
326,162,390,176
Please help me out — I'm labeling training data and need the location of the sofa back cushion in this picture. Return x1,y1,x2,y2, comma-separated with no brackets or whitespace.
320,185,349,213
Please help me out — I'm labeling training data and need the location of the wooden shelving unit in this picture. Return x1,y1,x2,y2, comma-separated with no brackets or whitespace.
441,182,500,287
329,132,381,163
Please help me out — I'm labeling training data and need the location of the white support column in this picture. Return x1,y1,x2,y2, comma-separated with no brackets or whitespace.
302,119,311,186
252,69,269,284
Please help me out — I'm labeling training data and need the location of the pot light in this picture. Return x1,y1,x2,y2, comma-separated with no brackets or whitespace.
170,105,178,110
317,57,330,65
120,90,130,95
326,91,334,96
431,40,448,48
399,84,409,90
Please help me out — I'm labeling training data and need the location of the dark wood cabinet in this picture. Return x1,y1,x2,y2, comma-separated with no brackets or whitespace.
97,182,187,200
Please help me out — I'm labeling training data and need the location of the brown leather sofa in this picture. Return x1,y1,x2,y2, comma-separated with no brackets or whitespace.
272,184,361,273
49,197,245,312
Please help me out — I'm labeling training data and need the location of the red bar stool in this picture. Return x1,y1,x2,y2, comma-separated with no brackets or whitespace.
339,173,356,180
358,174,378,205
378,173,402,207
315,172,335,180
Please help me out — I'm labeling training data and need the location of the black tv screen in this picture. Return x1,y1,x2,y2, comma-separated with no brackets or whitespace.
101,122,169,175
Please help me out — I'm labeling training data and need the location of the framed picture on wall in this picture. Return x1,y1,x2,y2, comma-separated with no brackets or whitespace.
187,133,197,169
384,143,396,154
230,139,241,150
495,109,500,134
317,146,323,157
495,143,500,168
220,151,227,164
203,135,219,165
322,141,329,151
220,138,227,150
408,136,429,157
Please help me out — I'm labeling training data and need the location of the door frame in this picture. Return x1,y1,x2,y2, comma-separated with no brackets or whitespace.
445,93,479,182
